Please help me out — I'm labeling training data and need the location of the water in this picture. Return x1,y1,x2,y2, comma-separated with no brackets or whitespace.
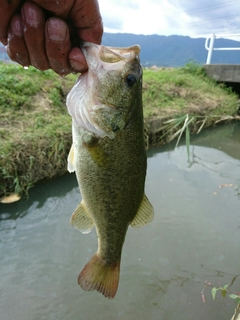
0,123,240,320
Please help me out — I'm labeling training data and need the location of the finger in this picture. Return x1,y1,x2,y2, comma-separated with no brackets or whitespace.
69,47,88,73
7,14,30,67
77,16,103,44
68,0,103,72
70,0,103,44
45,18,71,75
21,2,49,70
0,0,21,44
69,16,103,73
32,0,71,17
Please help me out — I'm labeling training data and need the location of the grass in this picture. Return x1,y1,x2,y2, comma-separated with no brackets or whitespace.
143,62,239,144
0,61,239,197
0,62,76,197
143,62,238,118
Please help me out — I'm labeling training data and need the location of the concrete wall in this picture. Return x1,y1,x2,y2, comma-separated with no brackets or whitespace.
204,64,240,83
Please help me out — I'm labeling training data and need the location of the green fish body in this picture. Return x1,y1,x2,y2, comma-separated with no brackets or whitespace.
66,43,154,299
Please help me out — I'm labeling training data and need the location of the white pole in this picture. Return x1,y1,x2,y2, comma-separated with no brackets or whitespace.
206,33,215,64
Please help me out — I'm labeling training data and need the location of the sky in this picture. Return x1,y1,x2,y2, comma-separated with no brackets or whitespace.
99,0,240,39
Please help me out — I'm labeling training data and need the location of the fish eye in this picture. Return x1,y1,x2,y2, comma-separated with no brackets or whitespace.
125,74,137,87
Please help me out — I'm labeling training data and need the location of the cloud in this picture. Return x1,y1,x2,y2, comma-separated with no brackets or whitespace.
103,15,123,32
167,0,240,35
99,0,240,38
101,0,178,35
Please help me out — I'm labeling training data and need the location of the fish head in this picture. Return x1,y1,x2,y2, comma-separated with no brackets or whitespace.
66,43,142,139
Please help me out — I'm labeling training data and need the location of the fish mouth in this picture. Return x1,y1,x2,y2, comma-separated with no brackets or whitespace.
66,42,142,139
81,42,140,69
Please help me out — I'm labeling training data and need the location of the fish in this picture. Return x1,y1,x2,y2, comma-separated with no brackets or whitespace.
66,42,154,299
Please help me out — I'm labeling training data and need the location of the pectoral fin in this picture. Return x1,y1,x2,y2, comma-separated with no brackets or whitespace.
131,194,154,228
70,201,94,234
67,144,75,173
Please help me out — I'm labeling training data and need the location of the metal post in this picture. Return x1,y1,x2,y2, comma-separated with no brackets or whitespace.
206,33,215,64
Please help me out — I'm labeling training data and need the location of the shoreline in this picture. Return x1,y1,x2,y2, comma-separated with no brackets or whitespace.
0,62,239,198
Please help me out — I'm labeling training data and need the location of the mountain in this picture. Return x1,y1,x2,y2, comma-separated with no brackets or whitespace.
1,33,240,67
102,33,240,67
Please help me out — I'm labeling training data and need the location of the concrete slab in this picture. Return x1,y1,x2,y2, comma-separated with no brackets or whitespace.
203,64,240,83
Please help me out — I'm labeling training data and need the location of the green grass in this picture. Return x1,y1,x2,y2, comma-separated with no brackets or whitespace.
0,61,239,197
0,62,76,197
142,62,239,145
143,62,238,118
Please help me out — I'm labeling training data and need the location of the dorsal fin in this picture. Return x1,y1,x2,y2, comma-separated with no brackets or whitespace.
70,201,94,234
131,194,154,228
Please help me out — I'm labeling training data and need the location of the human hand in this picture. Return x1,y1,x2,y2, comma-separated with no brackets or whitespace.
0,0,103,75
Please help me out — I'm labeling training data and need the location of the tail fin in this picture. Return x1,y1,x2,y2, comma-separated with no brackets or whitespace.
78,253,120,299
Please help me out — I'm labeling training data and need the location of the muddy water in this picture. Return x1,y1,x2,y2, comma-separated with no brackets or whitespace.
0,123,240,320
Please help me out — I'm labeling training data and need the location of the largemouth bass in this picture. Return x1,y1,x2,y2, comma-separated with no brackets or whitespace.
66,43,154,299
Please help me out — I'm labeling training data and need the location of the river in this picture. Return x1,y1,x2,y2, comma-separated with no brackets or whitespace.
0,122,240,320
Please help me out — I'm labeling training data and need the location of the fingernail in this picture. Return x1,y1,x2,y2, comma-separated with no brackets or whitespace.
23,4,43,27
11,16,23,36
47,19,67,41
70,59,87,73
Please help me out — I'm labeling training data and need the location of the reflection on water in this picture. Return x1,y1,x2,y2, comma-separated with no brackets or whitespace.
0,123,240,320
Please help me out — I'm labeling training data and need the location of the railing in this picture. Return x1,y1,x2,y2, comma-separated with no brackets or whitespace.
205,33,240,64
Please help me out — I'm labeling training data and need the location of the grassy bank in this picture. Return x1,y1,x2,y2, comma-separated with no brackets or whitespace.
0,62,74,197
0,61,239,197
142,63,239,144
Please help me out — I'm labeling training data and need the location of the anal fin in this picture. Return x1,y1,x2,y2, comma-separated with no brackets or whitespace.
70,201,94,234
131,194,154,228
